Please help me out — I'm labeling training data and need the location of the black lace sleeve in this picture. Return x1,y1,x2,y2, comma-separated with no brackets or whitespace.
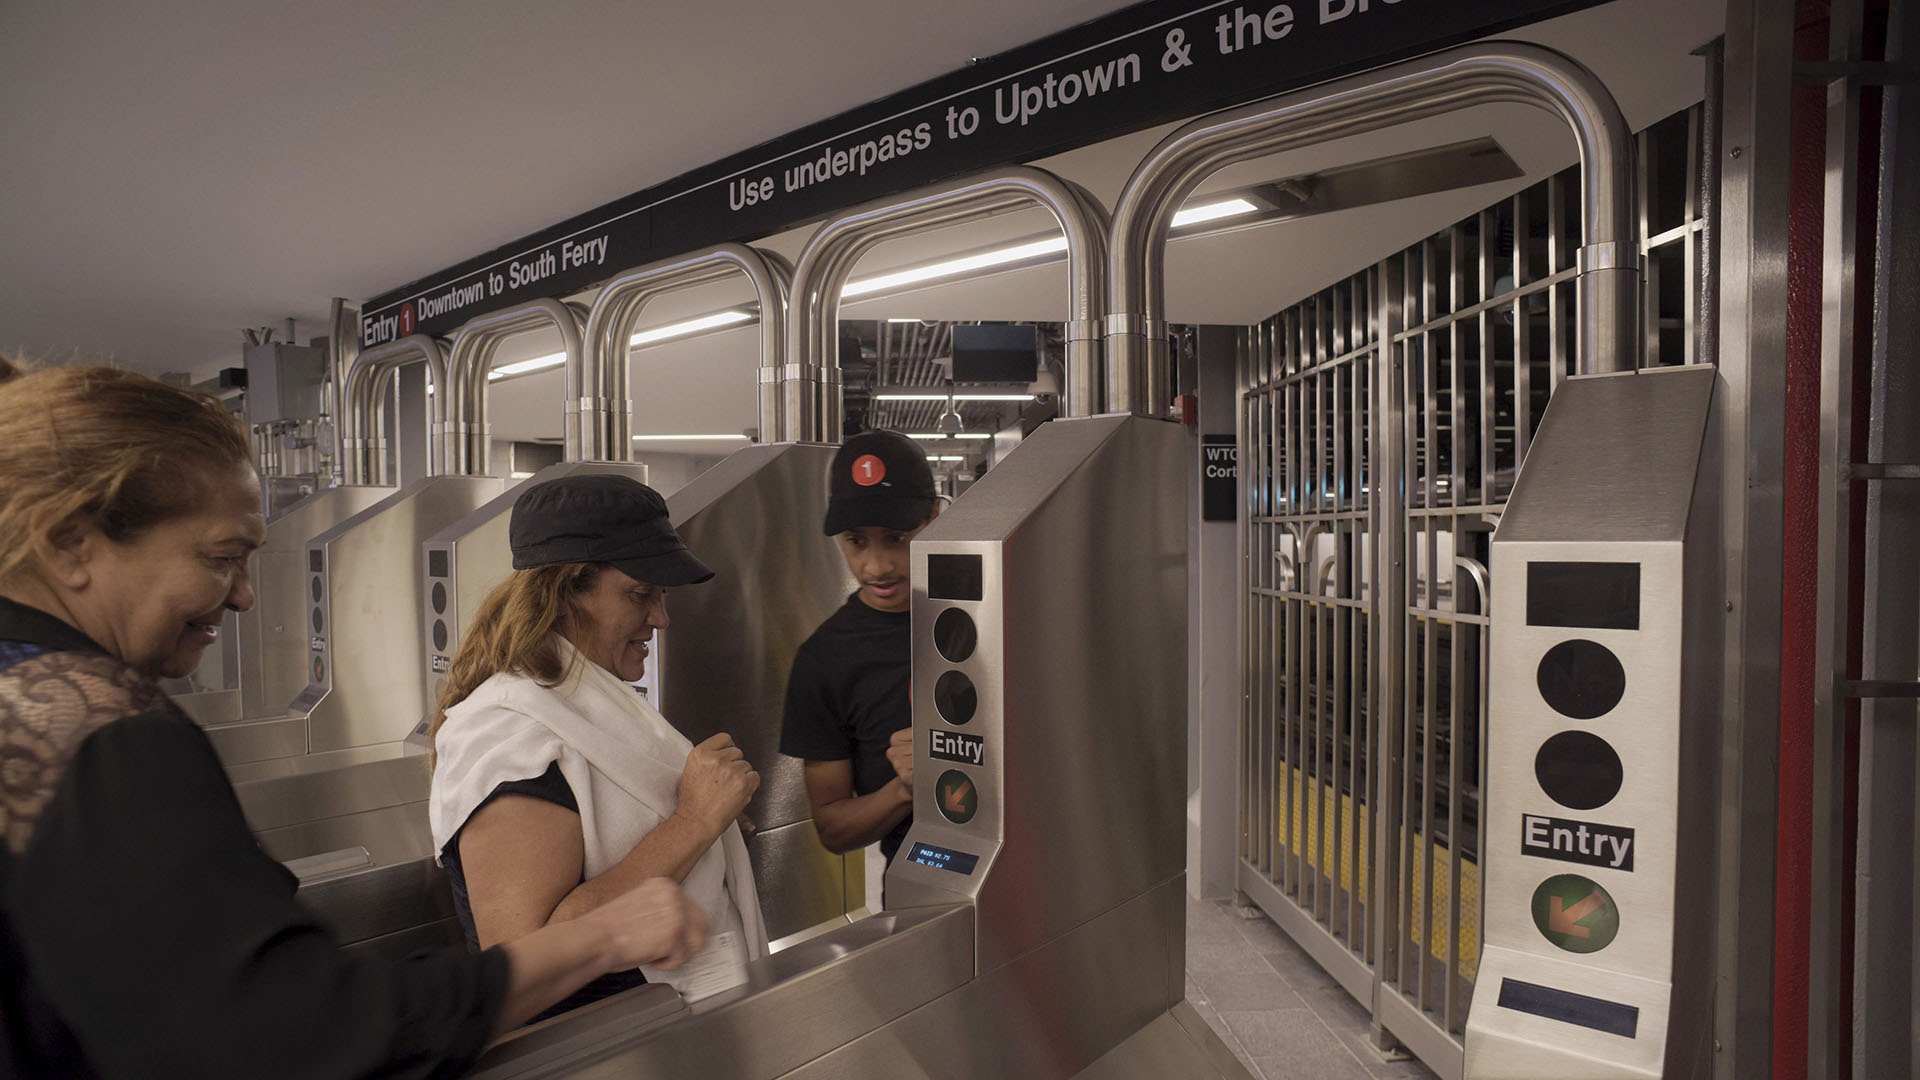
6,707,509,1079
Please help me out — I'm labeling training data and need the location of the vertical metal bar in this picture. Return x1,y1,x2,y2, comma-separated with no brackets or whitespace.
1374,254,1408,1028
1715,1,1795,1073
1549,175,1569,394
1810,3,1865,1069
1686,106,1703,369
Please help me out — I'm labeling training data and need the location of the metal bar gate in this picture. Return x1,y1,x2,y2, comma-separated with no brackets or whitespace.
1235,104,1713,1079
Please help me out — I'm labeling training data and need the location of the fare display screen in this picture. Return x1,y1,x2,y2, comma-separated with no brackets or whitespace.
905,842,979,875
926,554,983,601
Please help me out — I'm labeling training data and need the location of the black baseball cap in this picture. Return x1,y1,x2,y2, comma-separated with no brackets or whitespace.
823,429,937,536
509,474,714,586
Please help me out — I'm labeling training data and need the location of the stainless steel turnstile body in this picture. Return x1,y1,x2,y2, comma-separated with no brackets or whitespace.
467,415,1248,1079
179,485,389,752
420,446,862,942
291,475,504,752
1463,368,1718,1078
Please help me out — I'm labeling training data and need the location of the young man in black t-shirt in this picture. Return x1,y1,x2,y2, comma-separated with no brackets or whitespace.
780,430,940,866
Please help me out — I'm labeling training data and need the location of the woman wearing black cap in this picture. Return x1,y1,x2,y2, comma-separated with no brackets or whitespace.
429,474,765,1018
0,360,708,1079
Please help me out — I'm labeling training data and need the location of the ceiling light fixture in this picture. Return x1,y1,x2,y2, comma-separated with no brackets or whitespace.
631,434,752,441
926,455,966,462
905,432,990,440
873,393,1035,402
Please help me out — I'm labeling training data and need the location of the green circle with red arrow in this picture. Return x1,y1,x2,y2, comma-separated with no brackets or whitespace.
935,769,978,825
1531,873,1619,953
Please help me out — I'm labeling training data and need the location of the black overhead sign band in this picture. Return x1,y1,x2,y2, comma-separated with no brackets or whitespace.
360,0,1605,347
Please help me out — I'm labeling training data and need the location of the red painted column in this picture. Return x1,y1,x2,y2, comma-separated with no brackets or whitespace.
1773,6,1828,1079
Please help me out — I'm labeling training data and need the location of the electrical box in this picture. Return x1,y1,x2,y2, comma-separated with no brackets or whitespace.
244,342,327,425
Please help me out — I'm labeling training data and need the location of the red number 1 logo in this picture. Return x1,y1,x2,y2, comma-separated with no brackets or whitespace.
852,453,886,486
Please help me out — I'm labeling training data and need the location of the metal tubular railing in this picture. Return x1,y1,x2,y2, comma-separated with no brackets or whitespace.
787,166,1108,441
579,244,792,458
444,298,585,475
1110,41,1639,418
341,334,449,485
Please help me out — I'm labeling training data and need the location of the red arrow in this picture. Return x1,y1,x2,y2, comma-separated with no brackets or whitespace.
942,777,974,814
1549,891,1607,938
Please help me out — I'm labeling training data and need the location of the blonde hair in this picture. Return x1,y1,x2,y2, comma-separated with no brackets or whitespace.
430,562,604,739
0,357,254,588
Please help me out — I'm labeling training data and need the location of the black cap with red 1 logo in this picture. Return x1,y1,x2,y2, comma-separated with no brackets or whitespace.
823,429,938,536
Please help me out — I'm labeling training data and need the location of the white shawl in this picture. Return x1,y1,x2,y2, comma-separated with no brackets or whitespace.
429,636,767,991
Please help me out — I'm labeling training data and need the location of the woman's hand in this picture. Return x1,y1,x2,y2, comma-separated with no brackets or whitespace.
674,733,760,838
581,877,710,971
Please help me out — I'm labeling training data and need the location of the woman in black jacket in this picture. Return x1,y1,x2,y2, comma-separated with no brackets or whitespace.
0,356,708,1079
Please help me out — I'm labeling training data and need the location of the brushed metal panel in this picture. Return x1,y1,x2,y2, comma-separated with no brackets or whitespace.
467,904,973,1080
1073,1003,1257,1080
252,802,438,867
231,746,430,831
297,475,503,751
338,918,466,963
658,443,851,836
294,856,457,945
202,713,308,767
231,485,390,721
1494,367,1715,544
751,819,853,944
784,878,1186,1079
889,415,1188,976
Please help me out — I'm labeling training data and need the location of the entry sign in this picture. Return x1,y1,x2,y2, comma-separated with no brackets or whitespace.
929,729,985,766
1202,435,1237,521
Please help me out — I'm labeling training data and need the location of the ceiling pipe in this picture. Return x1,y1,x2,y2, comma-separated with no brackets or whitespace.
1108,41,1639,417
579,243,792,460
787,165,1109,442
445,298,585,475
341,334,449,485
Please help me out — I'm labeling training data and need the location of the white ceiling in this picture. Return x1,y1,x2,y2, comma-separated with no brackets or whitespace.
1,0,1724,448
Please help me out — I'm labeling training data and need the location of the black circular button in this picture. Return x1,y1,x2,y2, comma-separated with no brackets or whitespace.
432,620,449,651
431,582,447,615
934,670,977,725
312,656,325,682
1536,639,1627,719
310,576,323,602
1534,730,1624,810
310,606,324,633
934,608,977,663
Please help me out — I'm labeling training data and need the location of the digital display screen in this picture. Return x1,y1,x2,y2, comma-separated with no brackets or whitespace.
1496,978,1639,1038
927,554,983,601
905,842,979,875
427,549,449,578
308,549,324,573
1526,561,1640,630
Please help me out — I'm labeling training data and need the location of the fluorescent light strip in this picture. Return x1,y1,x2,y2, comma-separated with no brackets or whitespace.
490,311,756,380
905,432,990,440
873,393,1034,402
631,434,751,441
1171,197,1258,227
842,238,1068,298
509,471,535,478
926,455,966,462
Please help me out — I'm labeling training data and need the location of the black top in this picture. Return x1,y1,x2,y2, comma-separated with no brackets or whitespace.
438,762,646,1023
0,596,507,1079
779,593,913,862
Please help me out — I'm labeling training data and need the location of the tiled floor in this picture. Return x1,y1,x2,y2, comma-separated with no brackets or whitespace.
1185,896,1440,1080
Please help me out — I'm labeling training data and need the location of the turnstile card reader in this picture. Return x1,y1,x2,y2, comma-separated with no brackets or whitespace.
1465,366,1718,1080
292,475,503,752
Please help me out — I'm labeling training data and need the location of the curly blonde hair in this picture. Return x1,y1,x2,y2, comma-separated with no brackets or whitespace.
429,562,604,739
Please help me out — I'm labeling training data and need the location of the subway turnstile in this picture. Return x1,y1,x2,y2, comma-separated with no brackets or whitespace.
1464,366,1717,1079
419,445,863,943
466,414,1249,1079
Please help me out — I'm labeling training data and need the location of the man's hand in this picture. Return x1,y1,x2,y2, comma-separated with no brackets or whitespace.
885,727,914,792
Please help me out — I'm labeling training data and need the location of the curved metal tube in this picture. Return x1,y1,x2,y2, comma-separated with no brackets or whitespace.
341,334,449,484
579,244,793,460
1108,42,1639,416
787,165,1110,441
445,299,585,475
